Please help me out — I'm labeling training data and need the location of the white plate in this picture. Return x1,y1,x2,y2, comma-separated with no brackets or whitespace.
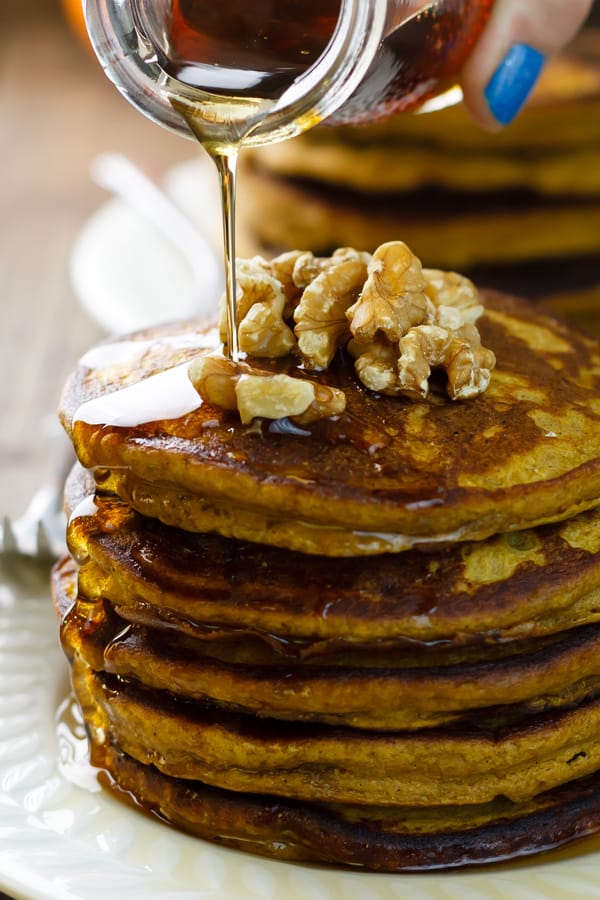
70,158,223,335
3,557,600,900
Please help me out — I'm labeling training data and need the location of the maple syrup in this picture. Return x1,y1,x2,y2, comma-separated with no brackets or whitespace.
164,0,342,98
152,0,341,359
334,0,495,123
164,0,493,121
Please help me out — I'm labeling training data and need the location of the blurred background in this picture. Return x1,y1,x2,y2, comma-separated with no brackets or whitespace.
1,0,194,518
1,0,599,520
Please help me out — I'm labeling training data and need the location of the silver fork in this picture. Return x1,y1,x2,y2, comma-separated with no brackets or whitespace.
1,484,67,560
1,422,72,560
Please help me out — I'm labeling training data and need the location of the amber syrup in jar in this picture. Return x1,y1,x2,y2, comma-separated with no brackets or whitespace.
148,0,340,358
338,0,495,122
163,0,493,120
164,0,342,98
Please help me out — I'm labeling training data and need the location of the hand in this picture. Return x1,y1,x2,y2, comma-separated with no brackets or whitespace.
461,0,594,129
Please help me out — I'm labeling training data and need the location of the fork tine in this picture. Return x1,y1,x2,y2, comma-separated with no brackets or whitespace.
1,516,19,554
36,521,53,558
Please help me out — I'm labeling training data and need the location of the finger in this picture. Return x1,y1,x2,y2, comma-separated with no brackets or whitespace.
461,0,594,130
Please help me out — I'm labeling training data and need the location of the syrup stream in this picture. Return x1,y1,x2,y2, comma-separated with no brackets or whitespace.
161,0,342,360
214,150,241,360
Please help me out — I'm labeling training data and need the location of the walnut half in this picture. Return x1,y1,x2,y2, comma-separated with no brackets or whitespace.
189,354,346,426
397,323,496,401
348,242,430,343
346,244,496,401
219,258,296,357
294,256,368,370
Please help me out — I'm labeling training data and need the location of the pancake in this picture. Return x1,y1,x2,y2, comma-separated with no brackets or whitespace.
54,257,600,868
66,652,600,809
59,291,600,556
92,742,600,871
543,279,600,336
54,559,600,810
239,171,600,271
54,548,600,731
56,530,600,869
52,518,600,867
64,462,600,648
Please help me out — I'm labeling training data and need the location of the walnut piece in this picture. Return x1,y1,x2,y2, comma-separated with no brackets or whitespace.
292,247,371,290
347,242,429,343
294,257,368,370
188,354,239,412
346,244,495,401
268,250,305,317
291,382,346,425
236,373,316,424
209,241,494,416
188,354,346,425
424,269,484,326
347,337,400,396
397,323,496,401
219,258,296,357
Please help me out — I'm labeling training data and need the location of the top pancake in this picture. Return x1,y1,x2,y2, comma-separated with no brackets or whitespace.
60,291,600,555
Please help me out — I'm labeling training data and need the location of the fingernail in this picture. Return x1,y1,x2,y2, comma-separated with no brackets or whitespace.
484,44,546,126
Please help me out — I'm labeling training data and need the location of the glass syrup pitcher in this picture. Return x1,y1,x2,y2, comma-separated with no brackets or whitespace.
82,0,494,356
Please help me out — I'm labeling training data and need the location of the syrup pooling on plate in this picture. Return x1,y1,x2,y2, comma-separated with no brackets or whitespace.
55,694,103,794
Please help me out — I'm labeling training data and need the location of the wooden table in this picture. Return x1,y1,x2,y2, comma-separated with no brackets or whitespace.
0,0,194,519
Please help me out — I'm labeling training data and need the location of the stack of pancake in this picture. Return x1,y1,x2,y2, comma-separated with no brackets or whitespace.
53,285,600,870
239,30,600,313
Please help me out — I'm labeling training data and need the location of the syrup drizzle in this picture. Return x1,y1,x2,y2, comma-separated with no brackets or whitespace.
74,329,221,427
161,0,340,359
68,494,99,527
74,361,203,427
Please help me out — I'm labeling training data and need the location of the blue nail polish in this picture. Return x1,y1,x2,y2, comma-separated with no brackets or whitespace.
484,44,546,126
